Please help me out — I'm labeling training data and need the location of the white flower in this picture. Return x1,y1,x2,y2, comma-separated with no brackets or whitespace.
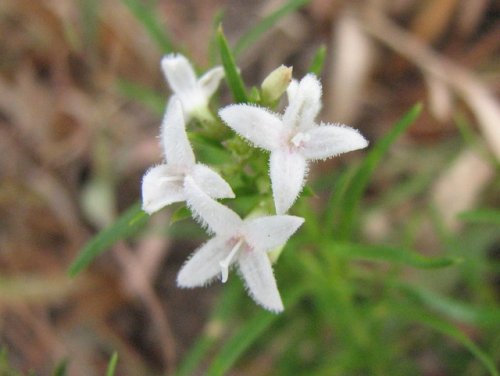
141,99,234,214
161,54,224,119
219,74,368,214
177,176,304,312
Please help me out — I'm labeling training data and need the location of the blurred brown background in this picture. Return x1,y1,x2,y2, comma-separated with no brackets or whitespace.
0,0,498,374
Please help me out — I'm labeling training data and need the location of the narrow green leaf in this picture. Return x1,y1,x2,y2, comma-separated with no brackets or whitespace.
209,10,225,67
106,352,118,376
423,319,499,376
117,79,165,115
458,209,500,226
217,25,248,103
68,202,149,277
176,336,214,376
52,359,68,376
329,241,460,268
176,280,243,376
400,284,500,327
207,313,274,376
392,305,499,376
234,0,310,56
79,0,99,51
308,44,327,75
121,0,175,53
0,348,8,369
0,348,19,376
336,103,423,240
454,112,480,148
323,164,357,233
170,206,191,225
206,286,306,376
190,134,232,165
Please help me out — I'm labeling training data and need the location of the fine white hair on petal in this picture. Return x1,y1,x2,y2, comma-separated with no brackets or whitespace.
190,164,235,199
282,74,322,132
184,176,242,236
141,164,186,214
243,215,304,251
161,53,197,94
219,104,284,151
238,250,284,313
199,66,225,99
301,123,369,161
270,150,308,215
177,237,230,287
161,98,196,166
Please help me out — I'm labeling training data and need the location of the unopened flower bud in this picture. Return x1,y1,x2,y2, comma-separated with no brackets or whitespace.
261,65,293,104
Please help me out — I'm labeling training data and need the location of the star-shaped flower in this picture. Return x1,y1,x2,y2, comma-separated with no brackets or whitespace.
161,54,224,119
177,176,304,312
142,99,234,214
219,74,368,214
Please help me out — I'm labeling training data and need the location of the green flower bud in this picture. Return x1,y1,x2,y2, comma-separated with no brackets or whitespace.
261,65,293,104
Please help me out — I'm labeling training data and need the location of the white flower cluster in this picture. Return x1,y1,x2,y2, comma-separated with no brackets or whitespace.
142,54,368,312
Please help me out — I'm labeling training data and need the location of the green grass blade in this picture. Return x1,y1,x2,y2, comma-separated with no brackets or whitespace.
207,313,274,376
0,348,8,370
393,305,499,376
52,359,68,376
176,336,214,376
106,352,118,376
458,209,500,226
400,284,500,327
234,0,310,56
176,280,243,376
308,44,327,75
206,286,306,376
121,0,175,53
423,319,499,376
79,0,99,51
322,165,357,234
217,26,248,103
329,241,460,268
68,202,149,277
0,348,20,376
335,103,423,240
117,79,165,115
209,10,225,67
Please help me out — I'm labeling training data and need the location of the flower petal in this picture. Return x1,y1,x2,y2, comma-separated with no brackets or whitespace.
301,123,368,161
184,176,242,236
198,66,224,99
161,54,197,94
238,250,284,312
282,74,322,132
177,236,230,287
243,215,304,251
219,104,284,151
190,164,235,199
141,164,185,214
161,98,196,166
286,79,299,102
270,150,308,214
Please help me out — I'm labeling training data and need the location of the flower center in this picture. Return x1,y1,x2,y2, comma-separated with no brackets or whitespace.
219,239,244,283
290,132,310,148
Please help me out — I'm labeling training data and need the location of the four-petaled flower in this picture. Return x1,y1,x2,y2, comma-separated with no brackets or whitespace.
141,99,234,214
161,54,224,119
219,74,368,214
177,176,304,312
